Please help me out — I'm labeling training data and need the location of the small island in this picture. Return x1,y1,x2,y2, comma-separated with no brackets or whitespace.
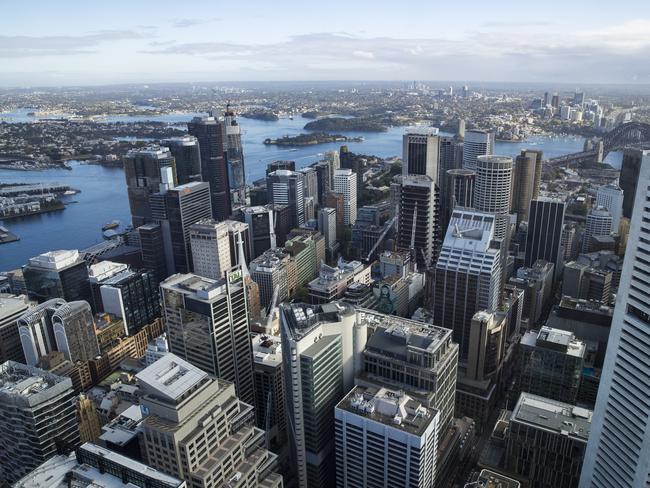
264,132,364,146
303,117,387,132
241,110,279,122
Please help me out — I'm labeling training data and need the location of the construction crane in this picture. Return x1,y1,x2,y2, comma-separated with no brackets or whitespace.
363,203,399,263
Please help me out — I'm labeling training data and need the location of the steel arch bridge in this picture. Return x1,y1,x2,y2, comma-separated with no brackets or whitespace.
547,121,650,167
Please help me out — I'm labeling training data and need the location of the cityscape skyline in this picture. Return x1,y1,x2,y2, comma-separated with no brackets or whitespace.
2,0,650,86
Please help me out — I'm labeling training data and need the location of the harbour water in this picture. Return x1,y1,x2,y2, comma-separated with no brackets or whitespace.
0,112,623,271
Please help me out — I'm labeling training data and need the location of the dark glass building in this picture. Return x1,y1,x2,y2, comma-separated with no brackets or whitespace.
187,115,231,220
164,135,202,185
525,198,566,278
23,250,91,304
620,148,650,219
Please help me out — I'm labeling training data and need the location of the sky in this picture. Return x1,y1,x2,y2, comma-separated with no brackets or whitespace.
3,0,650,87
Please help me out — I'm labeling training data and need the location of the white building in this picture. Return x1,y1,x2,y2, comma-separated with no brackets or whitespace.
595,183,624,233
335,385,440,488
144,333,169,366
579,154,650,487
280,302,361,488
582,206,613,252
334,168,358,226
474,155,513,240
402,131,440,180
189,219,233,279
462,129,494,170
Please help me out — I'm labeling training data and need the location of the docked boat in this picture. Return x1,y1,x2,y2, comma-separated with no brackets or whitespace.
102,220,120,231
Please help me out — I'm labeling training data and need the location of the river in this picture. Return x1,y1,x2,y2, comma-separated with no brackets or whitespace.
0,111,623,271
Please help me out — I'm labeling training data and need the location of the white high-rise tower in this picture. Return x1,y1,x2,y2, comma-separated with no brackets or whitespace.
579,155,650,487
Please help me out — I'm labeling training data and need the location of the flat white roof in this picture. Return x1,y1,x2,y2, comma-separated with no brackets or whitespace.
136,354,207,402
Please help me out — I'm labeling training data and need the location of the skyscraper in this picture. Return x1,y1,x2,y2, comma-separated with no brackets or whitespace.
280,302,357,488
325,150,341,186
223,106,248,210
23,250,91,304
187,115,232,220
619,148,649,219
123,146,177,227
432,209,502,362
189,218,235,279
300,166,319,206
335,386,440,488
595,183,624,232
88,261,160,334
579,157,650,487
18,298,100,366
137,354,282,488
511,149,543,224
462,129,494,170
323,191,345,240
0,361,80,483
318,207,338,255
0,293,31,363
442,168,475,231
397,175,438,268
524,198,566,276
160,271,255,405
267,169,305,228
582,206,613,252
334,168,358,226
402,131,440,181
163,135,201,185
158,181,213,274
242,204,283,257
474,155,513,240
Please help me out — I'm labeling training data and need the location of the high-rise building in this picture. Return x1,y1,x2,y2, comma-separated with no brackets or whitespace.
324,150,341,187
582,206,613,252
474,155,513,240
280,302,358,488
579,157,650,487
334,168,358,226
525,198,566,276
14,442,186,488
251,334,287,454
159,181,213,274
314,161,331,201
88,261,160,334
551,93,560,109
515,326,586,404
442,168,475,231
267,169,305,228
462,129,494,171
323,191,345,239
402,131,441,181
223,107,248,210
335,385,440,488
318,207,338,255
300,166,319,206
507,393,591,488
0,361,80,483
397,175,438,268
355,310,459,434
189,218,234,279
432,209,502,362
242,204,291,256
619,148,650,219
0,293,31,364
23,249,91,304
163,135,201,185
595,183,624,233
512,150,543,224
187,115,231,220
160,271,254,405
250,248,295,308
137,354,282,488
123,146,177,227
138,223,168,284
18,298,99,366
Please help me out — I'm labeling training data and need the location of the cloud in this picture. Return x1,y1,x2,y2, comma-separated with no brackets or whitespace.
171,17,221,28
0,30,148,58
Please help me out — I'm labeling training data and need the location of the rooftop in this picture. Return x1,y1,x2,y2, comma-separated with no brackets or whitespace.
281,301,354,341
337,385,439,437
136,354,208,403
511,392,592,442
27,249,80,270
161,273,232,301
251,334,282,367
476,469,521,488
126,145,172,159
520,326,586,358
0,361,70,401
360,309,452,358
